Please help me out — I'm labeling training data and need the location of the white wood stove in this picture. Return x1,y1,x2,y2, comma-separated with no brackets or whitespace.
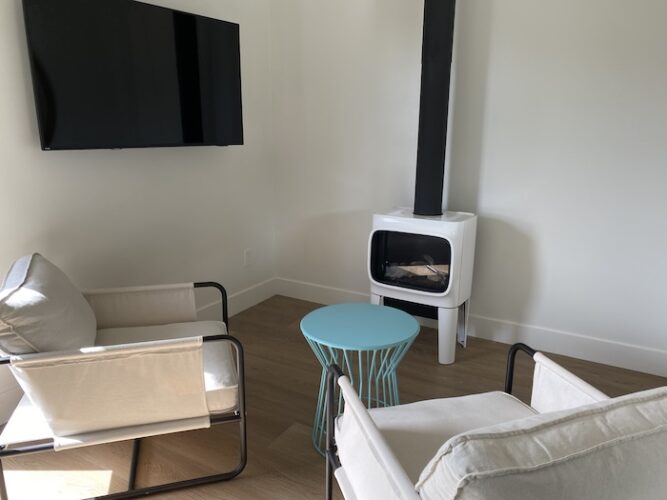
368,208,477,364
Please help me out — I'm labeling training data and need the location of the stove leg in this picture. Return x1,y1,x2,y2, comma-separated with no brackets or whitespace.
370,294,383,305
457,301,469,348
438,307,458,364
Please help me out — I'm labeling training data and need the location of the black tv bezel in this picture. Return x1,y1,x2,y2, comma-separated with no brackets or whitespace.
22,0,244,151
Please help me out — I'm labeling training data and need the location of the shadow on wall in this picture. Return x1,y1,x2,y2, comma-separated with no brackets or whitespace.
442,2,539,335
469,216,536,339
446,0,494,213
297,209,373,292
12,0,38,141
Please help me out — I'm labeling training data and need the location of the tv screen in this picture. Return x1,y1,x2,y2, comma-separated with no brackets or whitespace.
22,0,243,150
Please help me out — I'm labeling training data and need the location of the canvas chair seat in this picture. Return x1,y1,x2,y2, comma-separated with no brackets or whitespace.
338,391,537,484
0,394,212,451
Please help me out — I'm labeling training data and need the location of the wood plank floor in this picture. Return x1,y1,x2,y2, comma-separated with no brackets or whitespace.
3,295,666,499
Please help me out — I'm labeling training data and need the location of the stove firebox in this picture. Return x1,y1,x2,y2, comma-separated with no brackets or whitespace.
370,231,452,294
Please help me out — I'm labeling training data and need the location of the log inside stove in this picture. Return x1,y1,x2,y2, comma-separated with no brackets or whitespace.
385,260,450,284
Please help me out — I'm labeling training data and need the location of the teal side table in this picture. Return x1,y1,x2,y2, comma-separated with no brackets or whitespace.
301,303,420,455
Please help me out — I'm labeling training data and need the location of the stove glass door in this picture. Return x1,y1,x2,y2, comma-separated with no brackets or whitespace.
370,231,452,293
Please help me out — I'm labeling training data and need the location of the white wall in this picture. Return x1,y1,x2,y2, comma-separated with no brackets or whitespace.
270,0,424,292
270,0,667,376
0,0,276,419
448,0,667,373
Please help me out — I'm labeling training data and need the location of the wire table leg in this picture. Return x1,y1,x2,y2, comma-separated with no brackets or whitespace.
307,342,415,455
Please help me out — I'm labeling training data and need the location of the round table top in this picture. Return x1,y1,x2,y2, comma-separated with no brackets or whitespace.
300,303,420,350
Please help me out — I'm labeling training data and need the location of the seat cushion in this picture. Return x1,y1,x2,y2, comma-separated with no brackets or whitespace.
95,321,238,414
0,254,96,354
338,391,537,484
416,386,667,500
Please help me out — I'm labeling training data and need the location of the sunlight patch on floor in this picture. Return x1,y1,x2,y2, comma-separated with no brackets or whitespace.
6,469,113,499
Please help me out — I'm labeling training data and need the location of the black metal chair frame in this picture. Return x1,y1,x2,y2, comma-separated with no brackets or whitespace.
0,282,246,500
324,342,538,500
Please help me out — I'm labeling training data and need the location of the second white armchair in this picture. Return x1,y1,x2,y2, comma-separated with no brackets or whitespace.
325,343,667,500
0,253,246,499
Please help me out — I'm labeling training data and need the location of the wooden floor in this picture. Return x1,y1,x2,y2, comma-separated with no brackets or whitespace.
4,295,666,499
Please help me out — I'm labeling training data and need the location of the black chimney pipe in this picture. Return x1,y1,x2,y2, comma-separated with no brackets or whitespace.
413,0,457,216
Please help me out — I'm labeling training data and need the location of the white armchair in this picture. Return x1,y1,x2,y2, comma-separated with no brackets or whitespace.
0,254,246,499
325,344,667,500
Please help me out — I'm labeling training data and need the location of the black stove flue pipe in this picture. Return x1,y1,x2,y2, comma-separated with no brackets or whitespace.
413,0,457,216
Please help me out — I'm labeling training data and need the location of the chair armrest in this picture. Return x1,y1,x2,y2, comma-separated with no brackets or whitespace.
83,282,228,329
505,343,609,413
327,365,420,500
84,283,197,328
194,282,229,326
530,352,609,413
8,337,210,439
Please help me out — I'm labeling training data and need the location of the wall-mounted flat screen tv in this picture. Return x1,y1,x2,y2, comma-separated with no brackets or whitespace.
22,0,243,150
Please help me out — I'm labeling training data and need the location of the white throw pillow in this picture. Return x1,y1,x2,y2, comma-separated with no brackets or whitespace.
416,386,667,500
0,254,96,354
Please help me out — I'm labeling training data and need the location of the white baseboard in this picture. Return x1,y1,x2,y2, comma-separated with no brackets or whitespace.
273,278,369,305
197,278,277,321
228,279,277,317
469,315,667,378
195,277,667,377
269,278,667,378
